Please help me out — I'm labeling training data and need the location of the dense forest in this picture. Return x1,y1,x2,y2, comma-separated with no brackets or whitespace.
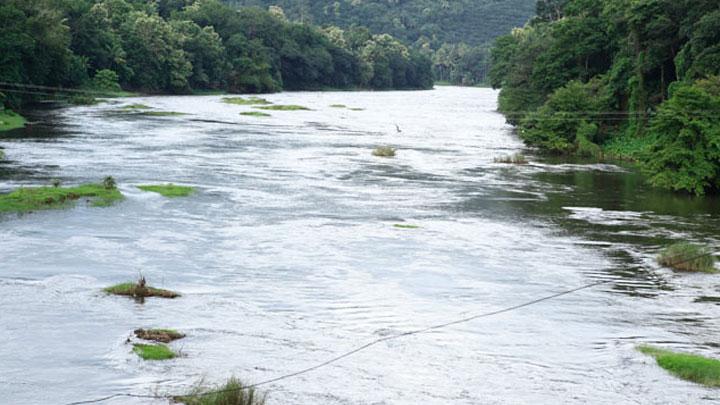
490,0,720,195
226,0,537,86
0,0,432,111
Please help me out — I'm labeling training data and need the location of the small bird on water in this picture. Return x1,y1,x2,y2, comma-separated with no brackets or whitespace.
395,124,402,133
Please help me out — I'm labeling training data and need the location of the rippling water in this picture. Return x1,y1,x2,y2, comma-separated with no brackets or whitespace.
1,87,719,404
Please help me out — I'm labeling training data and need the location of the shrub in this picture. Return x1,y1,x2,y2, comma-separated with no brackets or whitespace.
641,82,720,195
657,243,716,272
92,69,121,92
103,176,117,190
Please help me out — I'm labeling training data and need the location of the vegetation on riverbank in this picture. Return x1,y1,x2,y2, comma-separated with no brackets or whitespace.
105,278,180,299
174,377,266,405
639,345,720,387
658,243,716,273
0,110,26,132
138,184,195,198
135,328,185,343
133,343,177,361
489,0,720,195
0,0,432,115
394,224,420,229
0,183,123,213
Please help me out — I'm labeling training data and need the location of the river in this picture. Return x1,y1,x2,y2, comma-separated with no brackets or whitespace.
1,87,719,404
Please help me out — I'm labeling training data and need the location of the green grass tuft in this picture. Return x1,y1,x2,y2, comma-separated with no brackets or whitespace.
105,282,180,299
174,377,266,405
494,153,529,165
0,110,27,132
349,107,365,111
256,104,310,111
394,224,420,229
222,97,271,106
638,345,720,387
137,184,195,198
657,243,716,273
139,111,186,117
123,104,152,110
133,343,176,361
240,111,271,117
372,146,396,158
0,183,123,213
330,104,347,108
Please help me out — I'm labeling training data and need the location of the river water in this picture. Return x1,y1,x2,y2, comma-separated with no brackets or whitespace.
1,87,719,404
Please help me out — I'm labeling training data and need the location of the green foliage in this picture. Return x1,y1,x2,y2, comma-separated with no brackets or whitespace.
519,80,610,153
225,0,536,49
132,344,176,361
490,0,720,194
657,242,716,273
137,184,195,197
91,69,121,92
0,110,26,132
175,377,266,405
639,345,720,387
394,224,420,229
642,82,720,195
0,183,123,213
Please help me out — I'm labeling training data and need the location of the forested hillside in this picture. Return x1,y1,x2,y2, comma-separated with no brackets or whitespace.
225,0,536,85
0,0,431,111
490,0,720,195
226,0,536,48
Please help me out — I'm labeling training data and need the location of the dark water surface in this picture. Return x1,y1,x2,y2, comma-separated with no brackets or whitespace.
1,87,718,404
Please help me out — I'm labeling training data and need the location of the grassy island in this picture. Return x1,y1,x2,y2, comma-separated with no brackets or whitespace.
256,104,310,111
174,377,266,405
0,183,123,213
105,280,180,299
223,96,271,105
639,345,720,387
657,243,716,273
135,328,185,343
137,184,195,198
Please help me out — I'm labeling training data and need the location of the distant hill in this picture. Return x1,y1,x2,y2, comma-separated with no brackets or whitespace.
223,0,537,48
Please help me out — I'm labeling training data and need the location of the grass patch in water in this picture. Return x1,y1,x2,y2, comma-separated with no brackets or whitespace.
105,278,180,299
0,110,26,132
372,146,396,157
137,184,195,198
0,183,123,213
133,343,176,361
256,104,310,111
394,224,420,229
330,104,347,108
174,377,266,405
123,104,152,110
135,328,185,343
222,96,271,105
657,243,716,273
638,345,720,387
349,107,365,111
494,153,529,165
240,111,271,117
139,111,186,117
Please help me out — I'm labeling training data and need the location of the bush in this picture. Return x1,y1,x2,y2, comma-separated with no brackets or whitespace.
92,69,121,92
657,243,716,272
641,82,720,195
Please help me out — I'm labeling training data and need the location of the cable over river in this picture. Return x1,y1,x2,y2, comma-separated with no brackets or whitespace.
1,87,719,404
